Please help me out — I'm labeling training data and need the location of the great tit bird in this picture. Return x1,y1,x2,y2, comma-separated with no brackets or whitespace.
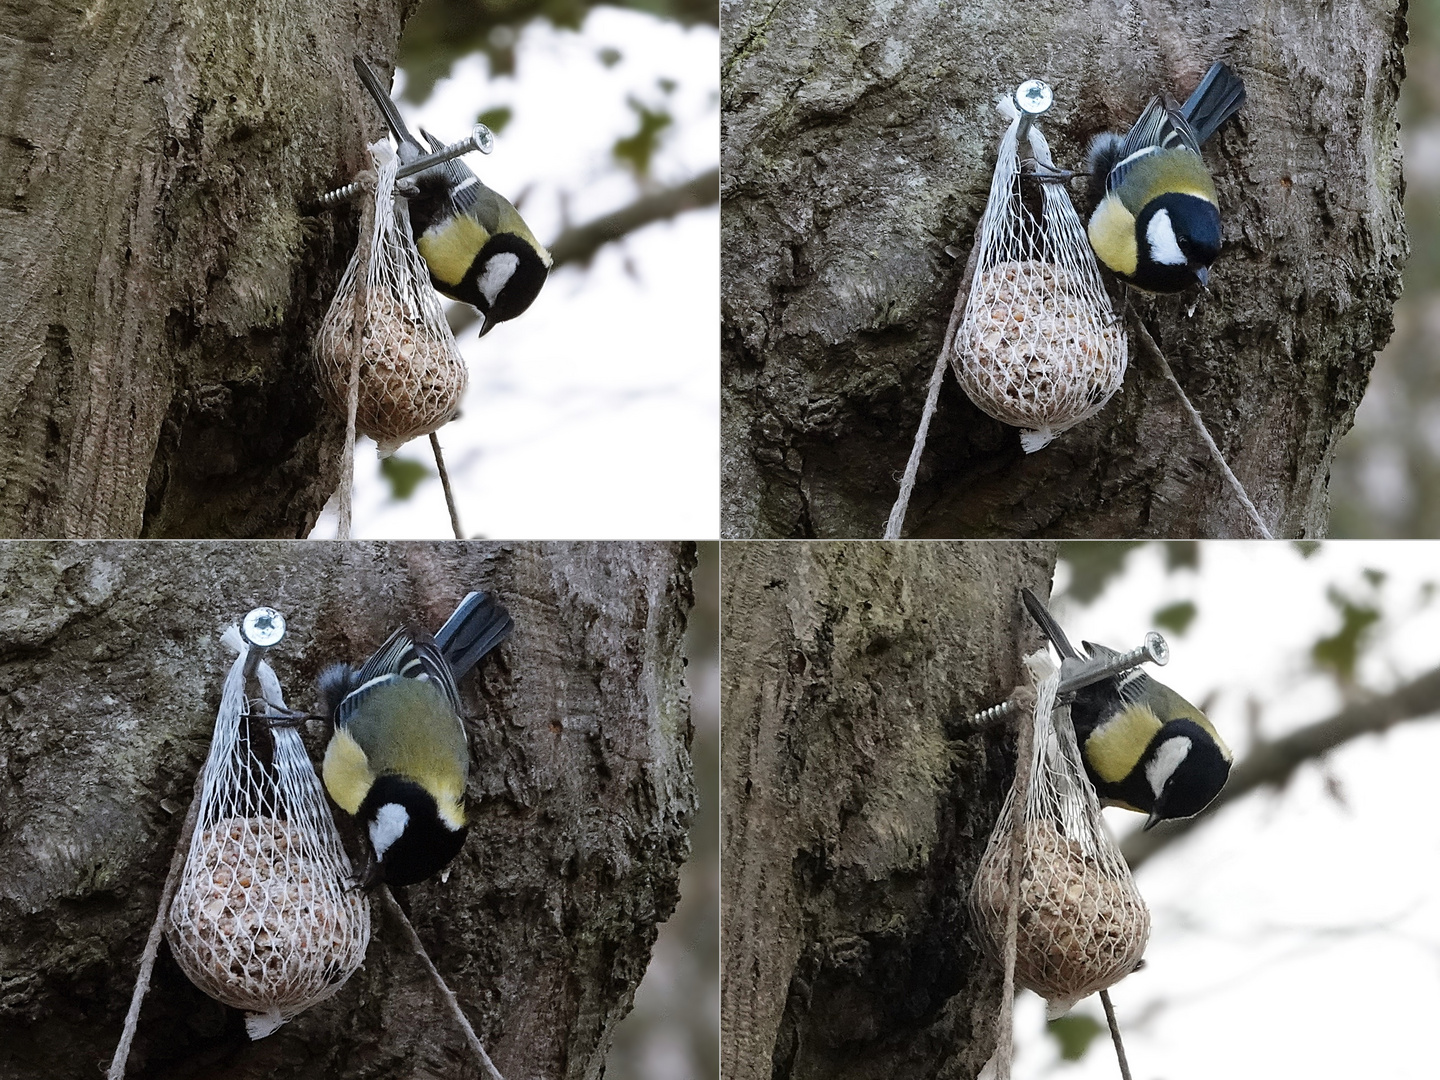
318,591,514,887
1021,588,1231,829
1085,62,1246,293
353,56,552,337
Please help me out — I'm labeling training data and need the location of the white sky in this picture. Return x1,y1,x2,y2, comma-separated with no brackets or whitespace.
314,10,719,539
1013,542,1440,1079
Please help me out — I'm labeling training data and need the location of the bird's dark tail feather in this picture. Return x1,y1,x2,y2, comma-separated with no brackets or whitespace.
1021,587,1081,661
434,592,515,680
353,55,425,159
1181,61,1245,145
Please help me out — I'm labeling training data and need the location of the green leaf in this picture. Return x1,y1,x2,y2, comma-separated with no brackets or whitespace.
1312,585,1382,683
1047,1013,1104,1061
380,455,434,501
1162,540,1199,571
612,97,674,177
1057,542,1142,604
1293,540,1322,558
476,106,514,135
1153,600,1198,636
597,46,623,67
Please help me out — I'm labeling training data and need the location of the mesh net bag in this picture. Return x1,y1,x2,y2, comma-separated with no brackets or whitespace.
953,95,1128,453
971,651,1149,1019
316,140,468,458
166,626,371,1039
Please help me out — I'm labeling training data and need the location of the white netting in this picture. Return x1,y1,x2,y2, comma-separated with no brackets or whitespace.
971,651,1149,1019
166,627,371,1039
953,98,1128,452
316,141,468,458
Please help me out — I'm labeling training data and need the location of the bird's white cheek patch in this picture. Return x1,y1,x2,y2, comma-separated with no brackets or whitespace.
369,803,410,861
1146,736,1192,798
478,252,520,306
1146,209,1188,265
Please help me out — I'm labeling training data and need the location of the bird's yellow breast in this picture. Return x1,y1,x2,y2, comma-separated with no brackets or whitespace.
322,728,376,815
1087,195,1139,276
1084,703,1163,784
418,216,490,287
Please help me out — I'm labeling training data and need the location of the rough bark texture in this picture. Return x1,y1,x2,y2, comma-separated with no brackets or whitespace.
721,1,1409,538
0,541,697,1080
720,540,1057,1080
0,0,423,537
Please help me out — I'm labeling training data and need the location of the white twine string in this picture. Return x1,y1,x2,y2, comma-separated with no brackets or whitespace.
379,885,507,1080
883,242,979,539
990,653,1056,1080
1132,319,1274,538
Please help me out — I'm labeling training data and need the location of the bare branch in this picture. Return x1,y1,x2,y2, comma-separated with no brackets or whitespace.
1122,666,1440,870
549,168,719,269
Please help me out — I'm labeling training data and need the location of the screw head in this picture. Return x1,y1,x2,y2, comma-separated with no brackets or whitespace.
471,124,495,155
242,607,286,649
1144,631,1169,666
1015,80,1054,117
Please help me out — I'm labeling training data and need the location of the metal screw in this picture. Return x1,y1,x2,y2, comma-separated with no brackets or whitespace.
315,124,495,208
1014,79,1053,147
241,607,286,679
970,630,1168,725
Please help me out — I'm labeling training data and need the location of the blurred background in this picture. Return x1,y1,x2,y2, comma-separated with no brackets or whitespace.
1331,0,1440,535
312,2,718,539
1010,541,1440,1079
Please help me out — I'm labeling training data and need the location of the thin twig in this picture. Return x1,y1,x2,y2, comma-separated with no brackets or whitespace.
1131,319,1274,539
378,885,506,1080
1099,989,1133,1080
883,241,981,538
108,768,206,1080
429,432,464,538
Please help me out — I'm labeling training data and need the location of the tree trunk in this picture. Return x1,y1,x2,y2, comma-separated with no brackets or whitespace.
0,540,697,1080
720,540,1057,1080
721,2,1409,538
0,0,419,537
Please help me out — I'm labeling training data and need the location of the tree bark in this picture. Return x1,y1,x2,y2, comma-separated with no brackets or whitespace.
0,0,421,537
721,1,1409,538
720,540,1056,1080
0,540,697,1080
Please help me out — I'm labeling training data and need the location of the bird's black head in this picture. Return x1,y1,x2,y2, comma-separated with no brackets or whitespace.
1143,717,1231,828
356,774,468,887
462,234,551,337
1135,192,1223,293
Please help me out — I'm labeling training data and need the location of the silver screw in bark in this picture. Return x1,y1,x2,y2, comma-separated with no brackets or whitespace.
973,700,1017,727
1066,631,1169,689
1014,79,1053,147
971,630,1169,725
241,607,286,679
316,124,495,208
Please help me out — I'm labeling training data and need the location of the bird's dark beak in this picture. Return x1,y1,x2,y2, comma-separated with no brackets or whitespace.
1193,265,1210,288
476,315,494,339
349,854,384,891
1143,810,1163,831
